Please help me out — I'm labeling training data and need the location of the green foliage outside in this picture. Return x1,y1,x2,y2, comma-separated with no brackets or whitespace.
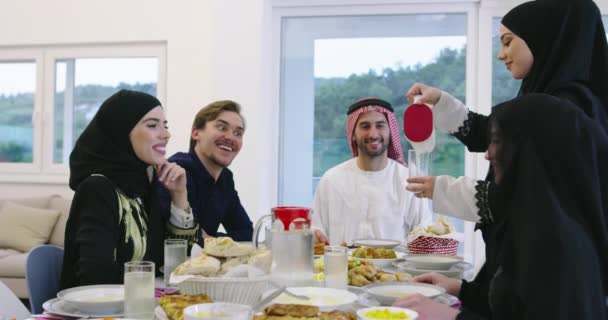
0,82,156,163
313,42,521,180
52,82,156,162
313,47,468,179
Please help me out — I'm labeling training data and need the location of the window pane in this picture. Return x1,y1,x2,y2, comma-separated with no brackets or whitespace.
603,16,608,38
0,61,35,163
492,18,521,106
281,14,467,240
54,58,158,164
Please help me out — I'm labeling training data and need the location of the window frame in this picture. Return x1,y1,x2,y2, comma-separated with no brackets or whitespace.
0,49,44,174
0,42,166,183
270,1,482,266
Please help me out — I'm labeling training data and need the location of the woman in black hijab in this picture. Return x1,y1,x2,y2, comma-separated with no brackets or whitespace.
403,0,608,317
60,90,198,289
396,93,608,319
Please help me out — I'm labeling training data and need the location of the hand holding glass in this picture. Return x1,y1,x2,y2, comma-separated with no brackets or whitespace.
408,149,431,178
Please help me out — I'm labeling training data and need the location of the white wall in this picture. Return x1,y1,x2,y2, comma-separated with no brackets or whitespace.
0,0,272,223
1,0,607,223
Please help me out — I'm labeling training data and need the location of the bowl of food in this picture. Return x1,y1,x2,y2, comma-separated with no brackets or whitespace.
392,260,472,278
403,254,463,270
364,281,445,306
183,303,252,320
260,287,358,311
350,247,405,267
357,306,418,320
353,239,401,249
56,284,123,314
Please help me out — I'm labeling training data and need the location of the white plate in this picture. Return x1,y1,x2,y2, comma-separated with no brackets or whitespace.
183,303,252,320
392,260,473,278
261,287,358,310
357,292,460,308
353,239,401,249
349,251,405,268
403,254,463,270
364,282,445,305
56,284,124,315
43,297,123,318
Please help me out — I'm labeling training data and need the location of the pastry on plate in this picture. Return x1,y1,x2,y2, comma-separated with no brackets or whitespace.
159,294,213,320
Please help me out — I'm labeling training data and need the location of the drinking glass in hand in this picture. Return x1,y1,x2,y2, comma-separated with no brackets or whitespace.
324,246,348,289
408,149,430,178
124,261,155,320
164,239,187,286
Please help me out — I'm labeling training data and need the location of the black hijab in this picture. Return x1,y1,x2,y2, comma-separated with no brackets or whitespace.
501,0,608,133
489,94,608,318
69,89,161,197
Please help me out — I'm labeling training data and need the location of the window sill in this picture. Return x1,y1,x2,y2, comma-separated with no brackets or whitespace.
0,173,69,185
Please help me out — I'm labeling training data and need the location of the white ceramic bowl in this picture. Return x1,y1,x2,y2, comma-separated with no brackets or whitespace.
364,281,445,306
353,239,401,249
392,260,473,278
357,306,419,320
183,303,253,320
403,254,463,270
57,284,123,315
260,287,358,311
176,274,271,305
350,251,405,268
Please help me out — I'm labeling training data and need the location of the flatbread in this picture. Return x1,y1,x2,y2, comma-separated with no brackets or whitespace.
174,253,221,276
254,304,356,320
204,237,255,257
159,294,213,320
265,304,319,317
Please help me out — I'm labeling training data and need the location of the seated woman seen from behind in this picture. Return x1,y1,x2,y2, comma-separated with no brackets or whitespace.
60,90,198,289
395,94,608,320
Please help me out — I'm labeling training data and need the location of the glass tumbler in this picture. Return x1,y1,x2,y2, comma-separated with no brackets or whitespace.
164,239,187,286
324,246,348,289
124,261,155,320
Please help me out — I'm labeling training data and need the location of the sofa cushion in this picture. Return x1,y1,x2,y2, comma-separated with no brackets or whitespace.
0,248,21,259
0,252,28,277
0,202,60,252
48,196,72,247
0,197,49,210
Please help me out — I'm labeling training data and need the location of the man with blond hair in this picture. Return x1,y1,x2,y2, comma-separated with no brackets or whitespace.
159,100,253,245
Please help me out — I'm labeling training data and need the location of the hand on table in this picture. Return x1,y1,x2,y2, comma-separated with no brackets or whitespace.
412,272,462,296
313,229,329,244
393,294,460,320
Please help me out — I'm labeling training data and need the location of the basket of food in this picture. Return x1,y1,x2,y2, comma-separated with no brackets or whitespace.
407,216,459,256
171,237,272,305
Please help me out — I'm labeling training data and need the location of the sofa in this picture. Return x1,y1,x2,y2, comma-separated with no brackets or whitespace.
0,195,72,298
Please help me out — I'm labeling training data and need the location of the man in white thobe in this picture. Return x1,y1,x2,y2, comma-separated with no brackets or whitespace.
312,97,432,245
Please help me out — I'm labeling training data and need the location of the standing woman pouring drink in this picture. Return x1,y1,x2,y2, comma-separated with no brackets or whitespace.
402,0,608,318
60,90,198,289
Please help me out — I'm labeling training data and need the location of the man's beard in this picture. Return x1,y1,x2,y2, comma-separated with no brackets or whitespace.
355,137,388,158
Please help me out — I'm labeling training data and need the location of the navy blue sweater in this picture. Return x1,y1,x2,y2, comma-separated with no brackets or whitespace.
158,151,253,245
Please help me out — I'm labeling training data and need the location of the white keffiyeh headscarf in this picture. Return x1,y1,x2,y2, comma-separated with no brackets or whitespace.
346,97,405,166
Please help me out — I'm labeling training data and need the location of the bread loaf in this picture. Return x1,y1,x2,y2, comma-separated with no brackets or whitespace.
203,237,255,257
174,253,220,276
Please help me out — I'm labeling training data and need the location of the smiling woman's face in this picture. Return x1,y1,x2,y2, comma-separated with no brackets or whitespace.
497,24,534,80
129,106,170,166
